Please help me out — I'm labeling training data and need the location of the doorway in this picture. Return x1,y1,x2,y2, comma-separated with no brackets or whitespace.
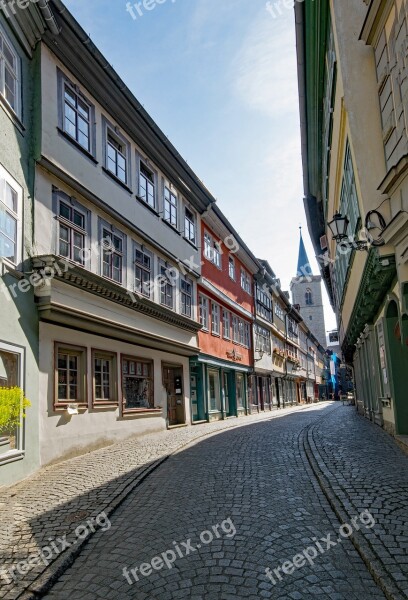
163,365,185,426
385,301,408,434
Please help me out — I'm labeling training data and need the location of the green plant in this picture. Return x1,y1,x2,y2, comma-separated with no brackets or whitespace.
0,387,31,436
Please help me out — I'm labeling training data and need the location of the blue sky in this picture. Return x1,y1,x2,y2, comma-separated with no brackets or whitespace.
63,0,336,331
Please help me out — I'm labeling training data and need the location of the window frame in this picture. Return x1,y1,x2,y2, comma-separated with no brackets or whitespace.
223,309,231,340
164,185,178,228
121,354,156,414
92,349,118,407
53,191,90,267
184,206,196,245
211,302,221,336
180,275,193,318
0,167,23,267
199,295,209,331
57,69,96,158
158,260,175,310
0,340,26,461
138,157,157,210
203,230,222,269
228,256,236,280
241,268,251,294
133,241,153,299
99,218,126,286
0,23,21,119
103,118,131,187
54,343,87,409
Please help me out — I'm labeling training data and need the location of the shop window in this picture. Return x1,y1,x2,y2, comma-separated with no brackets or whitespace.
122,356,154,411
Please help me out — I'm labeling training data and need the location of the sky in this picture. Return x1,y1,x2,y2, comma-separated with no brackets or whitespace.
63,0,337,332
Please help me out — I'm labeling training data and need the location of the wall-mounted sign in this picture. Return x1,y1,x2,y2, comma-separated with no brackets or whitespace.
226,349,243,362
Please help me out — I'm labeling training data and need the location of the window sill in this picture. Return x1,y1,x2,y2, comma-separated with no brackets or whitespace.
57,127,98,163
163,219,181,235
92,402,119,409
102,167,133,193
211,332,221,338
183,237,197,250
0,95,24,133
0,259,25,279
53,403,88,413
135,195,160,216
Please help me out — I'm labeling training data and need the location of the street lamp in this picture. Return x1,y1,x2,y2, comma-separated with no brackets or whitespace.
328,212,350,242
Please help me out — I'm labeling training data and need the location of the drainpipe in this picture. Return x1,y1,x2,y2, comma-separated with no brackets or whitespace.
38,0,60,35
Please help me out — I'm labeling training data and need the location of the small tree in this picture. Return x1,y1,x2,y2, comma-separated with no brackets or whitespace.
0,387,31,436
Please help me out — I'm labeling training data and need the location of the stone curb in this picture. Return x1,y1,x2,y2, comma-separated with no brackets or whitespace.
13,403,322,599
303,407,404,600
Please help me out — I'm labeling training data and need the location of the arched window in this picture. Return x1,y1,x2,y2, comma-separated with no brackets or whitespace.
305,289,313,306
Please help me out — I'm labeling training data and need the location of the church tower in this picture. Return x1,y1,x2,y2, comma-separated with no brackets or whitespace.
290,228,327,348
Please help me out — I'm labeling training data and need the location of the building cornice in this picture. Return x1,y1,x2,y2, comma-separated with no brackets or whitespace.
33,255,202,334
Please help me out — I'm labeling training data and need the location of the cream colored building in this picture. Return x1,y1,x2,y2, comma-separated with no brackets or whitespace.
296,0,408,436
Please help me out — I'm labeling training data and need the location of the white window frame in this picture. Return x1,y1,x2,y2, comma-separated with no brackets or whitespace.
184,206,196,245
211,302,220,336
203,230,221,269
164,186,178,228
56,196,88,266
104,123,130,186
228,256,236,280
223,309,231,340
134,242,153,299
138,159,156,209
0,340,25,463
199,295,209,331
180,275,193,318
241,268,251,294
232,315,239,343
100,220,126,285
0,166,22,267
158,260,175,310
0,23,21,118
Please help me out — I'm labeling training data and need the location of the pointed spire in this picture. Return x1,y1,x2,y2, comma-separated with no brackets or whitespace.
296,227,313,278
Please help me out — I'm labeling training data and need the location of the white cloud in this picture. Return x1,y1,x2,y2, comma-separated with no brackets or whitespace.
231,10,299,118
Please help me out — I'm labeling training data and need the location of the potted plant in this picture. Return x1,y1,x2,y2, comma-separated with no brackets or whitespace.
0,387,30,452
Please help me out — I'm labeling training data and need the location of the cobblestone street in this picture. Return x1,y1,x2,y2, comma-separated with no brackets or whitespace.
39,404,407,600
2,403,408,599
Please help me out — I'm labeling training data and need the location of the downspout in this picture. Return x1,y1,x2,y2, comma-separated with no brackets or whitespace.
38,0,60,35
294,1,309,198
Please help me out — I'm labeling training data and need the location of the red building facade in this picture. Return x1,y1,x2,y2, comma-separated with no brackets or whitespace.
190,208,257,421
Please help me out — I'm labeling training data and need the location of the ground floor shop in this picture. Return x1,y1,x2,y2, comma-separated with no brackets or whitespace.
189,356,250,422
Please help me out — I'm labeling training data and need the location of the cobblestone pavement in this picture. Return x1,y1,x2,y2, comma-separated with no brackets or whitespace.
42,405,391,600
307,406,408,599
0,403,316,600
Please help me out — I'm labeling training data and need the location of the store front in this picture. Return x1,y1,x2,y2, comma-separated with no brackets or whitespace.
190,356,250,422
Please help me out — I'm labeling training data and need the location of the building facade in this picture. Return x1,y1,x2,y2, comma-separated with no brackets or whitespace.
296,0,408,436
0,6,53,486
191,208,257,422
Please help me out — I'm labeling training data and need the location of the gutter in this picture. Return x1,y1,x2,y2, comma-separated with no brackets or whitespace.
38,0,60,35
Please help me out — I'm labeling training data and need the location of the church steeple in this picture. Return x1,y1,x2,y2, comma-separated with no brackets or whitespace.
296,227,312,277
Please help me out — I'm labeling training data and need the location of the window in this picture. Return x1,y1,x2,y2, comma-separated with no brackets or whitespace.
232,315,239,343
184,207,196,244
241,269,251,294
0,342,25,457
244,323,251,349
57,199,87,265
199,295,209,330
229,256,235,280
211,302,220,335
55,344,86,406
63,83,91,152
0,26,20,116
101,227,124,284
0,178,20,265
255,326,271,354
238,319,245,346
164,187,177,227
305,289,313,306
180,276,193,317
236,373,245,410
256,285,272,322
134,244,152,298
92,351,117,405
203,231,221,268
122,356,154,411
275,303,284,321
139,162,155,208
107,132,127,184
159,263,174,309
223,310,231,340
